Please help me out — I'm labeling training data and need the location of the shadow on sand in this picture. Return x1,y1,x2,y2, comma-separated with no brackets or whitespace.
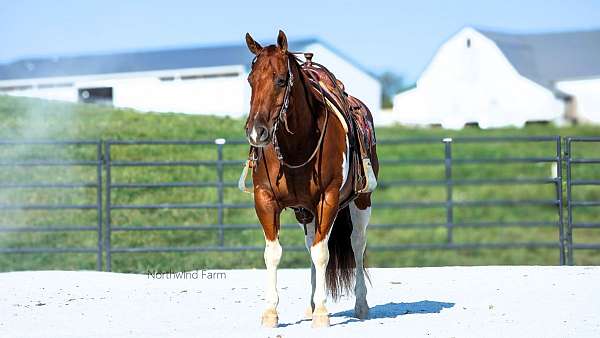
278,300,454,327
330,300,455,326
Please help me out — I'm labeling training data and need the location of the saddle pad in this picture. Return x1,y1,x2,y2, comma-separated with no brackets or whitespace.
301,62,376,153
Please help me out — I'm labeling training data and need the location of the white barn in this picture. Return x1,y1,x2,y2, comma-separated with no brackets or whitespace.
0,39,381,118
393,27,600,128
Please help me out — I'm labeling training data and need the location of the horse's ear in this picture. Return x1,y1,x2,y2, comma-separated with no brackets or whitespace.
246,33,262,55
277,30,288,53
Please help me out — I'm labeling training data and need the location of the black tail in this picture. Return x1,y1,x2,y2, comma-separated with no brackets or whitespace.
326,206,356,300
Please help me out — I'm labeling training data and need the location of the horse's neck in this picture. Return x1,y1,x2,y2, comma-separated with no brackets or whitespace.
275,64,321,159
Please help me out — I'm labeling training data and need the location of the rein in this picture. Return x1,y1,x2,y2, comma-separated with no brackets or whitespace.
268,53,329,169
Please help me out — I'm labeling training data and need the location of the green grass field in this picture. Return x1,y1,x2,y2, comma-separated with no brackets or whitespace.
0,95,599,272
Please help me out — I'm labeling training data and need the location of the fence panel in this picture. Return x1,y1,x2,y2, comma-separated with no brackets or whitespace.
104,139,254,271
565,137,600,265
0,137,575,271
102,136,566,270
371,136,564,264
0,140,103,270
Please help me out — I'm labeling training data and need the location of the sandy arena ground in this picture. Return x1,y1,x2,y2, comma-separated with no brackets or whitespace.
1,266,599,337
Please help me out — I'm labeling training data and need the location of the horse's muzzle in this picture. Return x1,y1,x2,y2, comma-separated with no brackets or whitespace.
246,123,270,147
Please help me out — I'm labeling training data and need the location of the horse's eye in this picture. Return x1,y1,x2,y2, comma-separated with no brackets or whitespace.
275,77,287,88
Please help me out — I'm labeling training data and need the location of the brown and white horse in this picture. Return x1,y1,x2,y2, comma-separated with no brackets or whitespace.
244,30,378,328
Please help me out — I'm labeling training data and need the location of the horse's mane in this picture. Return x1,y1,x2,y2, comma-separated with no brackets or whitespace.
287,53,319,118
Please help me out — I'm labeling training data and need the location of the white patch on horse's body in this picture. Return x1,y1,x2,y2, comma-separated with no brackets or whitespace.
309,220,334,327
349,201,371,319
340,136,349,190
262,237,282,323
310,238,329,315
299,221,316,248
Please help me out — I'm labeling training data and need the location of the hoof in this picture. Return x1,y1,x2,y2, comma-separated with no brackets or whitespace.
354,305,370,319
261,309,278,328
311,314,330,328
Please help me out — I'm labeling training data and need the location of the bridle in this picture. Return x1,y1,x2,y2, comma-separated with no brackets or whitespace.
250,52,329,170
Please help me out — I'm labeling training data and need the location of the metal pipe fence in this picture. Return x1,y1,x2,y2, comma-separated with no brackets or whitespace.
0,140,103,270
0,136,598,270
565,137,600,265
372,136,564,264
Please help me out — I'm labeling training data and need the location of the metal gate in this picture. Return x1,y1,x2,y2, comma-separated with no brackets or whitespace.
565,137,600,265
102,136,566,270
0,140,103,270
2,136,599,271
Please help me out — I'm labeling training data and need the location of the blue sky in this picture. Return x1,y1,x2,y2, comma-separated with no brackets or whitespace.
1,0,599,82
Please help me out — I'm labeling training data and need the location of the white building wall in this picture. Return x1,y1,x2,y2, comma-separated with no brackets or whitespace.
393,27,564,129
0,65,249,117
556,78,600,123
79,72,248,117
8,86,78,102
0,43,379,120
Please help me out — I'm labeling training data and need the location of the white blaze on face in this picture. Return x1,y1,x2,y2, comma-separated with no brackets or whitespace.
250,127,259,144
249,115,260,144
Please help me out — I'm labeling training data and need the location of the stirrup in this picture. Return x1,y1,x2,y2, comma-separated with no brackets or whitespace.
238,160,253,194
358,158,377,193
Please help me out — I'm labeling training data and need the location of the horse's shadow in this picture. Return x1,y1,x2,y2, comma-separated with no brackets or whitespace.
330,300,455,326
278,300,454,327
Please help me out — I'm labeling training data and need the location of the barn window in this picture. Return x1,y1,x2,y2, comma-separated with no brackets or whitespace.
78,87,113,105
467,38,471,48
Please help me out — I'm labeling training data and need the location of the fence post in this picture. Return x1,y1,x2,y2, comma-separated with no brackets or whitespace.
555,137,565,265
215,138,226,247
104,141,112,271
443,138,454,244
96,142,103,271
565,138,574,265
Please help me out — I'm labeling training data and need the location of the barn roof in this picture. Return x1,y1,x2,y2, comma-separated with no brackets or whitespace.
0,39,320,81
479,28,600,89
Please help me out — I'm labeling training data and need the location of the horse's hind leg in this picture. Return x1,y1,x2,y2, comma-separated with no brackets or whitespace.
299,220,316,319
310,189,340,328
349,199,371,319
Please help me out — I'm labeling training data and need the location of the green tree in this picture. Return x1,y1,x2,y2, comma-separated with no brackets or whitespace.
378,71,404,109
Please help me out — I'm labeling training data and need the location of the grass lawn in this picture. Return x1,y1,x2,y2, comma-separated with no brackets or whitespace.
0,95,599,272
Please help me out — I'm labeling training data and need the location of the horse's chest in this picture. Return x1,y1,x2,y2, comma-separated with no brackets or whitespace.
270,139,350,206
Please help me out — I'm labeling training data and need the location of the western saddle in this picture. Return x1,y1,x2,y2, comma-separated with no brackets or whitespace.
300,53,377,196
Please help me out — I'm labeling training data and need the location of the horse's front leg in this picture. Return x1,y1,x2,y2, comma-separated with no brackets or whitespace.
255,189,282,328
311,188,339,328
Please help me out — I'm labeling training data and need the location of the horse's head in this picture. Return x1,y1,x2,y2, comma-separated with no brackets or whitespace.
245,30,292,147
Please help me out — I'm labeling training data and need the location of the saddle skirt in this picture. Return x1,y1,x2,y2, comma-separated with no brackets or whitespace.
300,58,377,196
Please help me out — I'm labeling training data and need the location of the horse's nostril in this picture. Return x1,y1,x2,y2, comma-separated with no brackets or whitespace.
257,126,269,142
